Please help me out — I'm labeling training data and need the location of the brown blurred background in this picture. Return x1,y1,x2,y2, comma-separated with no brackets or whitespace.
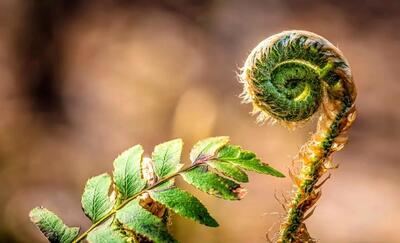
0,0,399,242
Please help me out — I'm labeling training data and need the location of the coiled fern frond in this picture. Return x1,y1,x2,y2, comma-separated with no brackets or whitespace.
239,30,357,242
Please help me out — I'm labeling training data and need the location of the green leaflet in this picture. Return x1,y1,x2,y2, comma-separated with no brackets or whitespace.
216,145,285,177
208,161,249,183
29,207,79,243
189,136,230,163
81,173,114,223
152,138,183,178
113,145,147,199
150,187,218,227
181,166,246,200
116,199,176,243
87,218,126,243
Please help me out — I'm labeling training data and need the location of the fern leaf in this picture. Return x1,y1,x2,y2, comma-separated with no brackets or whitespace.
113,145,147,199
216,145,285,177
189,136,229,163
87,218,126,243
181,166,246,200
149,187,218,227
30,137,285,243
208,161,249,183
81,173,114,223
29,207,79,243
116,199,176,243
152,138,183,178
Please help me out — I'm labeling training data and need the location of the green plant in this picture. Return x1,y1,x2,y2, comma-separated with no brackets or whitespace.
239,30,357,242
30,137,284,243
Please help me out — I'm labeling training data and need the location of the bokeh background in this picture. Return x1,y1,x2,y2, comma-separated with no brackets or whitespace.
0,0,399,242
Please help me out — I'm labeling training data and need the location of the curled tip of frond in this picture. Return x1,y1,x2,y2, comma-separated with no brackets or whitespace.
239,30,356,131
240,30,358,242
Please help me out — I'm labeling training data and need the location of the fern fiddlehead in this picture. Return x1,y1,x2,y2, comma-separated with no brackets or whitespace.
239,30,357,242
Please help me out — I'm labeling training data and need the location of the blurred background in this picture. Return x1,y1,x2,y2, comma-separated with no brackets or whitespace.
0,0,399,242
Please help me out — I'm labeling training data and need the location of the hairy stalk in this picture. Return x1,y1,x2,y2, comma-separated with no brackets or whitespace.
239,30,357,242
72,163,199,243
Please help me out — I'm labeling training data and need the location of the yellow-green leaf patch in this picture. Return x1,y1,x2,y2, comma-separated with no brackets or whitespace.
113,145,147,199
181,166,246,200
87,218,126,243
150,187,218,227
208,161,249,183
29,207,79,243
81,173,114,223
189,136,230,163
116,199,176,243
216,145,285,177
152,138,183,178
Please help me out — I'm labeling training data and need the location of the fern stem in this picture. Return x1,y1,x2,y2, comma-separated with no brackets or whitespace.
278,102,350,242
239,30,357,241
72,163,199,243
